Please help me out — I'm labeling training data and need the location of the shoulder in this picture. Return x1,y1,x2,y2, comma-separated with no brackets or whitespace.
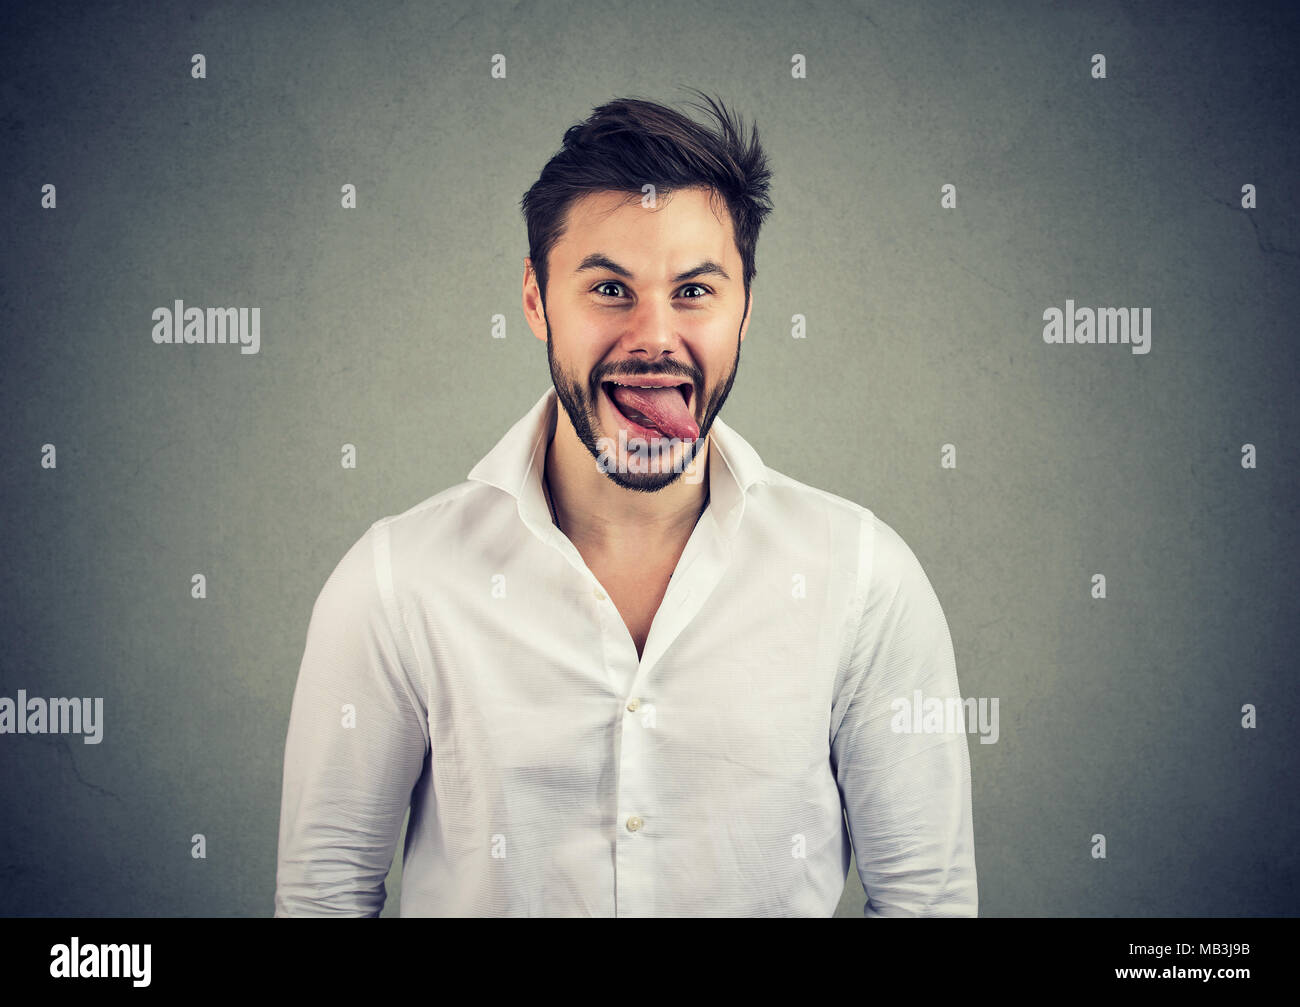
752,463,936,610
747,463,903,567
743,464,875,551
315,480,501,604
370,479,494,546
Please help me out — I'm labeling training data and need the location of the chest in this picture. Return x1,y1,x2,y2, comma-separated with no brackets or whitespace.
585,558,678,660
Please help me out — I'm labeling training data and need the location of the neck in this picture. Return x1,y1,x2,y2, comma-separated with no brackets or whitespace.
544,404,711,554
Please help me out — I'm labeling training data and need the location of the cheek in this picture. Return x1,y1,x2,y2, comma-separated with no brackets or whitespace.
703,339,737,375
573,316,622,355
551,321,608,372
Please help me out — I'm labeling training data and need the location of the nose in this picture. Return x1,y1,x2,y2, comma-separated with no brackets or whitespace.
618,297,680,360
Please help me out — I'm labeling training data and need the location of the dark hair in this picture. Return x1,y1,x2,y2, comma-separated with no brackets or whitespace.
520,88,773,316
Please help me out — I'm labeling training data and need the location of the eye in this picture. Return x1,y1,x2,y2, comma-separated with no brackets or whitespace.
594,281,626,299
591,282,713,300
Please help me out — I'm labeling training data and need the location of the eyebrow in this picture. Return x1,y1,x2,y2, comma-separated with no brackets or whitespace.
574,253,731,284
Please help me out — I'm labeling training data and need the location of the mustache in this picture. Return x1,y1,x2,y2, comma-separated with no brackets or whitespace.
592,367,699,386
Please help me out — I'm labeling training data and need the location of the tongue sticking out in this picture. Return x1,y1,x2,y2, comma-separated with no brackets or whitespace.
609,385,699,441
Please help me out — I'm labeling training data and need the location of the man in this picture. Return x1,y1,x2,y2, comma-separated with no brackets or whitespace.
275,90,977,917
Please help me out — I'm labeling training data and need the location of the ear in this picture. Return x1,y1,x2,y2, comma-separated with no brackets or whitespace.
522,257,548,343
739,288,754,343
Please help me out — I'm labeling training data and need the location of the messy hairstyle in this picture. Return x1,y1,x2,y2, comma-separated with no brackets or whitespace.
520,88,774,319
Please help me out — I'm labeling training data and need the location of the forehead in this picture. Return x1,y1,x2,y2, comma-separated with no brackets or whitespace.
553,187,737,268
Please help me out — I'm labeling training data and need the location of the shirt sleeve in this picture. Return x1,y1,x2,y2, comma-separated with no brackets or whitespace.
274,521,430,917
830,514,978,917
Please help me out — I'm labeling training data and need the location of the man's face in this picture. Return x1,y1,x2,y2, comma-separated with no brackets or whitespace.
526,186,752,492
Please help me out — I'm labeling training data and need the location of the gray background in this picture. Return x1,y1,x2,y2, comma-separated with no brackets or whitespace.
2,0,1297,916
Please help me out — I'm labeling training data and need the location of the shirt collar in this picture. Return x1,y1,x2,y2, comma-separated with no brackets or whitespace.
467,386,768,541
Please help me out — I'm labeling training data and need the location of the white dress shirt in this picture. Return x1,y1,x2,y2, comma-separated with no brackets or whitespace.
275,387,977,917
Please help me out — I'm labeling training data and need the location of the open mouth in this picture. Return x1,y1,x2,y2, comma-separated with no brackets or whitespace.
601,380,697,441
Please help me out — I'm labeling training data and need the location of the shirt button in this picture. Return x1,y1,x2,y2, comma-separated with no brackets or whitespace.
626,698,640,712
593,587,607,601
626,815,643,832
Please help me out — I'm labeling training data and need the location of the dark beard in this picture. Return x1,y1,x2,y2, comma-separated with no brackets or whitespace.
546,316,741,493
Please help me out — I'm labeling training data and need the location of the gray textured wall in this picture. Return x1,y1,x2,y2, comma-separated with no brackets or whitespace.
2,0,1297,917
